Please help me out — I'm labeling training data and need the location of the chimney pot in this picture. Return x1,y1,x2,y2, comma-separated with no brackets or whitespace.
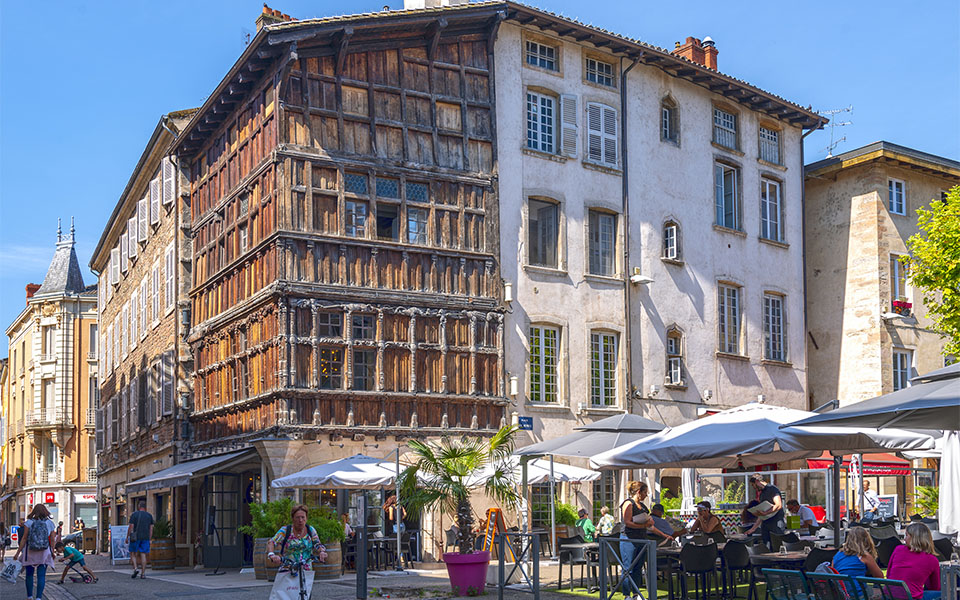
672,35,717,70
26,283,41,302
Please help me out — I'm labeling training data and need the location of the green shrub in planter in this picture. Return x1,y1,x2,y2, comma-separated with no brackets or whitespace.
152,515,172,539
238,498,344,544
555,501,579,527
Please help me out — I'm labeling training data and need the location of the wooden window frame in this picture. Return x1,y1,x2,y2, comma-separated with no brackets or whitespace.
712,104,739,151
760,177,784,243
762,292,786,362
718,282,743,356
528,324,560,404
584,55,616,88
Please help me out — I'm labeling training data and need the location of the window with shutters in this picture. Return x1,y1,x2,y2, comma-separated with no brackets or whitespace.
585,103,618,167
661,96,679,144
130,290,138,348
162,157,175,205
528,325,559,403
110,248,120,285
584,57,615,87
525,40,558,72
528,198,560,269
120,231,129,273
663,221,681,261
162,351,174,416
121,387,128,440
128,218,138,259
718,283,743,355
105,324,113,375
590,331,618,406
140,278,148,338
150,177,161,224
121,304,129,358
152,262,161,323
95,404,104,451
110,395,118,445
760,178,783,242
714,162,740,230
759,127,781,164
165,243,175,312
588,210,617,276
138,197,148,242
130,378,138,433
526,91,556,154
763,293,786,362
666,328,684,386
713,107,738,150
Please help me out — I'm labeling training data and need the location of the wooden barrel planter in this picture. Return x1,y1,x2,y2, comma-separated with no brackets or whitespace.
149,539,176,570
314,542,342,580
253,538,281,581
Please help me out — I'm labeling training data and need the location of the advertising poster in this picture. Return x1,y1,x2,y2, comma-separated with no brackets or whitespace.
110,525,131,565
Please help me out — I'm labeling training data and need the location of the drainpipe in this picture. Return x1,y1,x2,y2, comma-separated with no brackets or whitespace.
620,54,641,414
800,117,825,410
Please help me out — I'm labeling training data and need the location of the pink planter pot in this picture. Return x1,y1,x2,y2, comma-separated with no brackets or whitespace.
443,551,491,596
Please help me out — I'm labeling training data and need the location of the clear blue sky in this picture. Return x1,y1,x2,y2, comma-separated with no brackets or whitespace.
2,0,958,348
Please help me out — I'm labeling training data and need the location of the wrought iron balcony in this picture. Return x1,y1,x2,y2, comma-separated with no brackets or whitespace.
35,469,61,484
26,409,70,430
86,467,98,482
85,408,97,430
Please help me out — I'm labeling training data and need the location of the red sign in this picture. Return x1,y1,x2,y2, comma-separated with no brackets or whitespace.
27,493,34,505
44,492,55,504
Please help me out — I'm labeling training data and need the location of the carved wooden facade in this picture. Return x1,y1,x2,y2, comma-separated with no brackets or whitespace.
178,6,509,447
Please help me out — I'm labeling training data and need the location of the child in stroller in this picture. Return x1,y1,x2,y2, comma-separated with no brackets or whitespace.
55,541,98,584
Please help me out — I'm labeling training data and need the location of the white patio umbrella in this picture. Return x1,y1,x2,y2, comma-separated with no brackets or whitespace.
939,431,959,534
271,453,398,489
681,468,698,511
466,457,600,487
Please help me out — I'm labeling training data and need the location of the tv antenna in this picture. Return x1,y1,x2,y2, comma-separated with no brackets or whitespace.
818,105,853,158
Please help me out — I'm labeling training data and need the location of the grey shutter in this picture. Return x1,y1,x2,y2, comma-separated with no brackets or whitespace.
586,103,602,163
130,379,138,433
150,178,161,224
95,405,104,451
602,106,618,166
162,351,175,416
162,158,175,206
153,363,161,422
128,217,138,259
559,94,578,158
138,197,148,242
120,231,128,272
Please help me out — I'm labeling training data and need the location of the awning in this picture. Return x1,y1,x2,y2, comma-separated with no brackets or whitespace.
0,492,15,504
126,450,255,494
806,451,911,475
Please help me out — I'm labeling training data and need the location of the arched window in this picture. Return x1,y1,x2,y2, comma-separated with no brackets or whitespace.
663,220,681,261
661,96,679,143
665,328,684,386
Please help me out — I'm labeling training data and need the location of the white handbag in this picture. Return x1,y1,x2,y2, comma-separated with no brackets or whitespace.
1,559,23,584
268,567,315,600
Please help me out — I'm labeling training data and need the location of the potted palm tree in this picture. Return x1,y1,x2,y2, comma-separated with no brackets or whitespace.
400,425,518,596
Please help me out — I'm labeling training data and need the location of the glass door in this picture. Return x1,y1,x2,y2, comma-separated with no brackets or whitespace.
203,473,241,568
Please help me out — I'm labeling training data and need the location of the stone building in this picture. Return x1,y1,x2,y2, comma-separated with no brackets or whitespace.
2,222,98,530
492,6,821,513
89,110,199,558
805,142,959,408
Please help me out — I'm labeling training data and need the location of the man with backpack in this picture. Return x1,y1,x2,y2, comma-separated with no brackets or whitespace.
126,498,154,579
11,504,57,600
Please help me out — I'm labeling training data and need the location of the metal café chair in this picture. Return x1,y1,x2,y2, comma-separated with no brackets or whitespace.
804,570,859,600
761,568,809,600
679,541,720,600
802,547,836,573
855,576,913,600
720,540,757,600
875,537,902,569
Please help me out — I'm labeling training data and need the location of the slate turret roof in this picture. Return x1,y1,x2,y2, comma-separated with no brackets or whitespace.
35,218,86,297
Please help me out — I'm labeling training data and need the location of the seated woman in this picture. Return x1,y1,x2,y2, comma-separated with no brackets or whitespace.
887,522,941,600
831,526,883,592
689,501,723,535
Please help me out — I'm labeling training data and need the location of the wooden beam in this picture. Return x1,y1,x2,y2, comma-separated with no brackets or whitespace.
555,27,576,37
574,32,592,42
256,47,280,60
426,18,448,61
334,27,354,76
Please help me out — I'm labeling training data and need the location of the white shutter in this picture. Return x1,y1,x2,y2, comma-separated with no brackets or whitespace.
128,218,138,259
602,105,618,166
140,279,148,337
162,351,175,416
162,158,175,206
138,197,148,241
586,103,603,163
130,379,138,432
150,178,161,224
120,232,128,273
110,248,120,284
165,244,175,309
111,395,118,445
559,94,578,158
152,263,161,321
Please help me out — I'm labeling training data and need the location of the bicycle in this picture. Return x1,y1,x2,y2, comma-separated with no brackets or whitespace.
278,555,315,600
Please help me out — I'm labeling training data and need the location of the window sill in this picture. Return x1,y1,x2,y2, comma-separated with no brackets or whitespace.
582,161,622,176
523,63,563,78
582,406,622,416
757,159,786,171
715,351,749,362
581,78,618,93
165,305,176,318
664,382,687,390
661,138,680,147
661,257,685,267
523,264,568,277
584,274,624,286
758,237,789,250
711,142,744,156
761,359,793,367
525,403,571,413
522,147,568,163
713,225,747,238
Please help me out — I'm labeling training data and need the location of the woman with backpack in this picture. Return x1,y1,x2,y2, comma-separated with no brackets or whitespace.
11,504,57,600
830,526,883,593
266,504,327,600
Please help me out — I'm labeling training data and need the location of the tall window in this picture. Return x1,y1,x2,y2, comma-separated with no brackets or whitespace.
586,103,618,166
714,163,739,230
526,91,555,153
164,243,175,309
663,221,680,260
529,325,559,403
893,349,912,391
763,293,786,362
590,331,617,406
666,329,684,385
528,199,559,268
345,200,368,238
760,179,783,242
713,108,737,149
588,210,616,276
407,207,428,245
585,58,614,87
525,40,557,71
353,350,375,391
888,178,905,215
319,349,343,390
890,254,908,302
759,127,781,164
530,484,556,526
42,325,55,356
661,98,678,143
718,284,742,354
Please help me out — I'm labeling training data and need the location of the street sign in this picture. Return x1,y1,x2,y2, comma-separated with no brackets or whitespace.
44,492,56,504
517,416,533,431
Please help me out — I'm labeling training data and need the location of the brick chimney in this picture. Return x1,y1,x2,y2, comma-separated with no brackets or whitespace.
26,283,40,303
256,4,296,32
672,36,718,71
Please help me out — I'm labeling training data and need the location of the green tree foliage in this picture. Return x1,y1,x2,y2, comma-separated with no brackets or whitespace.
238,498,344,543
912,485,938,517
399,425,519,554
907,186,960,356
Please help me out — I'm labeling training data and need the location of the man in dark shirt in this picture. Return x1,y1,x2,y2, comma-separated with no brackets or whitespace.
749,473,785,548
126,499,154,579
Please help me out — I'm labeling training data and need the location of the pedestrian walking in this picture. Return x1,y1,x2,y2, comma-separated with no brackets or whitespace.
11,504,57,600
126,498,154,579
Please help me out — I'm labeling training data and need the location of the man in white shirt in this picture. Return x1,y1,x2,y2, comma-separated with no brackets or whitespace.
862,481,880,523
786,499,817,529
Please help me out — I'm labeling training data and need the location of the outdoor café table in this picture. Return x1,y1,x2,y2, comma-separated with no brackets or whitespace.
558,541,600,590
749,550,809,567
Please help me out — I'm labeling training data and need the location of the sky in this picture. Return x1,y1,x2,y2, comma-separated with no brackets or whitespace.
1,0,958,349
